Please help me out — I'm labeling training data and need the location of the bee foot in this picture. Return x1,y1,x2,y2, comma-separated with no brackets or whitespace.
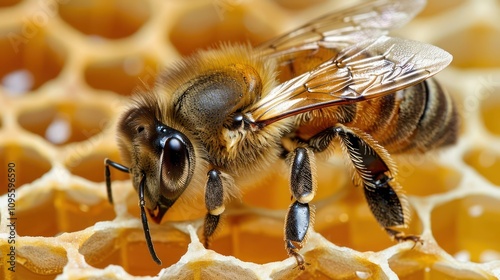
291,251,306,270
401,235,424,249
286,241,306,270
386,228,423,248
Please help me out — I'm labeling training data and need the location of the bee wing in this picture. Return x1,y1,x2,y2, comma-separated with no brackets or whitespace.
250,36,452,125
255,0,426,59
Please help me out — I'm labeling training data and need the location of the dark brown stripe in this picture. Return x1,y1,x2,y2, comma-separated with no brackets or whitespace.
391,78,458,153
377,82,427,151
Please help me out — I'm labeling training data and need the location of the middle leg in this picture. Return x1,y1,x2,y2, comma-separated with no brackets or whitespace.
284,146,316,270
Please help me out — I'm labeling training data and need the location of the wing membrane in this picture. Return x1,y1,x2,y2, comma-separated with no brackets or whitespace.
250,36,452,125
256,0,426,59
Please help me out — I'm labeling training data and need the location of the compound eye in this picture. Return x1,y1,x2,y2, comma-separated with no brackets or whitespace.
162,137,188,184
159,132,195,202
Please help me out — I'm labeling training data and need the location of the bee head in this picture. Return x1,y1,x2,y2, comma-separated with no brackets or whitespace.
117,96,196,210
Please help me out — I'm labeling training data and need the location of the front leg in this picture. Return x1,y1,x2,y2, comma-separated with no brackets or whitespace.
284,147,317,270
203,169,226,247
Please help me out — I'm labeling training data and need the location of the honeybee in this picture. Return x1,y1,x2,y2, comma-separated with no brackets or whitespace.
105,0,458,269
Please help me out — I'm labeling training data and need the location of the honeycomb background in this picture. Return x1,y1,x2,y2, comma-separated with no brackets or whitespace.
0,0,499,279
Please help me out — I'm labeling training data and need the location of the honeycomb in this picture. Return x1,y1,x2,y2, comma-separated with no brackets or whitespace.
1,0,500,279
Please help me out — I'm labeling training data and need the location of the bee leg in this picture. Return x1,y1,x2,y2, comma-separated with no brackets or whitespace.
334,126,421,244
285,201,310,270
104,158,130,204
203,169,225,248
284,147,316,270
138,172,162,265
363,176,421,244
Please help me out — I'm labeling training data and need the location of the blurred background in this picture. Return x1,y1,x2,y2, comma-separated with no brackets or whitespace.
0,0,499,279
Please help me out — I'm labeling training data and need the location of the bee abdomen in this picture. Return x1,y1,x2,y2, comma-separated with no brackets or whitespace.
377,78,459,153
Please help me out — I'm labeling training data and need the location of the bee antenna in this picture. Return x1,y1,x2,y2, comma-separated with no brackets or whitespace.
104,159,130,204
139,173,162,265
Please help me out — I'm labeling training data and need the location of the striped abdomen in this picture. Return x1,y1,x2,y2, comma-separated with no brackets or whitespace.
347,78,459,154
293,78,458,154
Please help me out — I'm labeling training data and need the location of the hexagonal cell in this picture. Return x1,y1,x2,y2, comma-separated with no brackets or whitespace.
55,188,116,233
81,227,189,276
215,214,287,265
431,195,500,263
79,228,122,269
16,242,68,276
15,188,58,237
435,24,500,68
84,55,158,95
18,102,110,145
0,29,66,95
463,148,500,186
394,156,462,196
0,144,51,193
16,186,115,237
0,0,21,7
169,5,275,56
390,250,491,279
58,0,151,39
66,150,129,183
123,239,188,276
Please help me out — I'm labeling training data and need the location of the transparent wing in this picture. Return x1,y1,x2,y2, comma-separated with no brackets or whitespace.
249,36,452,125
255,0,426,59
